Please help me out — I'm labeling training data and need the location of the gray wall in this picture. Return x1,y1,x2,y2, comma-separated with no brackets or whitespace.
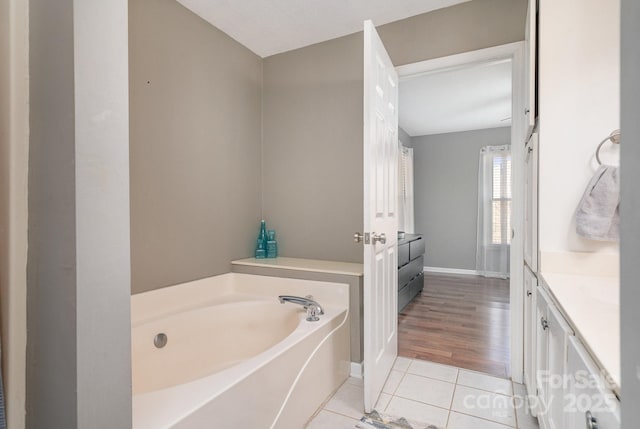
28,1,78,426
28,0,132,427
412,127,511,270
377,0,527,67
262,33,365,263
0,0,9,366
0,2,28,426
129,0,263,293
262,0,526,263
621,0,640,426
399,127,412,146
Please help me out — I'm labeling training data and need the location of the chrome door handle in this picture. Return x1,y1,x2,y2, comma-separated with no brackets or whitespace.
372,233,386,244
585,411,599,429
541,317,549,331
354,232,363,243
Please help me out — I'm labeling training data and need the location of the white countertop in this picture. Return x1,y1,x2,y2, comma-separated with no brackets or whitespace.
540,271,620,390
232,257,364,276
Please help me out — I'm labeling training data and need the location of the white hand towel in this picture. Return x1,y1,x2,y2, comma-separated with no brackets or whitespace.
576,165,620,241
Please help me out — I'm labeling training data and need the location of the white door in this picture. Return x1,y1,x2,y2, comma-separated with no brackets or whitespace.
363,20,399,413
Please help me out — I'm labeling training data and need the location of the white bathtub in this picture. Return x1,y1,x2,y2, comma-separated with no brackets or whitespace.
131,273,351,428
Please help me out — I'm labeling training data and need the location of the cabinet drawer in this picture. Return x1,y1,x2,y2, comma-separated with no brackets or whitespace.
399,255,423,287
399,272,423,313
398,243,410,268
409,238,425,260
408,272,424,296
566,336,619,429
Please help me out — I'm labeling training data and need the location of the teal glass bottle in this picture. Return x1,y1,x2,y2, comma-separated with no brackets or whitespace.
266,230,278,258
255,220,268,258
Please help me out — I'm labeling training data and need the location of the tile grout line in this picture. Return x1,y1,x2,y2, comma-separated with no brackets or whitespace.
452,409,517,428
444,368,460,428
316,408,360,423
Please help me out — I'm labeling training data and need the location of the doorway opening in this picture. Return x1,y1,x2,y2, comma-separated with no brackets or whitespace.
394,43,525,381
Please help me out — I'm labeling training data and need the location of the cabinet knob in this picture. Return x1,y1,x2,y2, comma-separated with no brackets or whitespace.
585,411,599,429
540,317,549,330
527,290,532,297
525,108,531,115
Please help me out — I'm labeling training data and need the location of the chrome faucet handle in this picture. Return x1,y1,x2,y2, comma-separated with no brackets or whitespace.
306,304,320,322
305,295,324,315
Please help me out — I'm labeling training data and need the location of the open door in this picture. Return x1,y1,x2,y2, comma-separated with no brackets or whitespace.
362,20,399,412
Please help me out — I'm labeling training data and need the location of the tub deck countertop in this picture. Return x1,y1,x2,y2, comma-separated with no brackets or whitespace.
232,257,364,276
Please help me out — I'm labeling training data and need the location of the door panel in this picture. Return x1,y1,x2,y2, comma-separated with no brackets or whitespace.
536,287,574,429
546,294,573,429
535,286,549,420
524,0,537,138
524,132,539,272
566,336,620,429
363,20,399,413
523,265,537,410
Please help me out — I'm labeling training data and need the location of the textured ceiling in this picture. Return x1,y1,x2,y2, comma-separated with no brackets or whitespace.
176,0,470,57
399,60,513,137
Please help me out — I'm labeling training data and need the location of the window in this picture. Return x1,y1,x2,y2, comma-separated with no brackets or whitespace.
398,144,414,233
491,153,512,245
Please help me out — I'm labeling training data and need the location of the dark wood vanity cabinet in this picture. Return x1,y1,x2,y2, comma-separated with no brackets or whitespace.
397,234,425,312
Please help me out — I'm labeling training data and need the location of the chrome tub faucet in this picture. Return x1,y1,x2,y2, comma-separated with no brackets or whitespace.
278,295,324,321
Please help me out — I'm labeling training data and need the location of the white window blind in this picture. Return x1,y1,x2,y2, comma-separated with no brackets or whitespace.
398,144,414,233
491,154,512,245
477,144,510,278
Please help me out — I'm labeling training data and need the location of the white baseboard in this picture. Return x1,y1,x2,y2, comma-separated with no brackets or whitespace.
423,266,510,279
423,266,480,276
350,362,363,378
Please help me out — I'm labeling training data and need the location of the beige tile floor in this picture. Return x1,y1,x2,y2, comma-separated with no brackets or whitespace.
306,357,540,429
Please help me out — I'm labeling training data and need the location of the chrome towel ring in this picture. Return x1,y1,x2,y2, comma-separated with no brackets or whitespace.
595,129,620,165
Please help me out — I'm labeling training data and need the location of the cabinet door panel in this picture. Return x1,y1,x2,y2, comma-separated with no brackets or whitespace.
524,0,537,138
524,132,538,271
546,293,573,429
566,336,620,429
535,286,549,418
523,266,537,404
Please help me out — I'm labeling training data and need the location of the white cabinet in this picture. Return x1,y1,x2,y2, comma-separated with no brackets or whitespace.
524,0,537,139
524,132,538,272
566,336,620,429
523,265,537,407
535,287,573,429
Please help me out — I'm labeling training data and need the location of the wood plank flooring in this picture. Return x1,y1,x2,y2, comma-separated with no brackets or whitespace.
398,273,511,378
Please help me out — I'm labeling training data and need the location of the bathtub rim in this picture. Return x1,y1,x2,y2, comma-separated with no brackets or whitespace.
133,306,348,429
131,273,351,429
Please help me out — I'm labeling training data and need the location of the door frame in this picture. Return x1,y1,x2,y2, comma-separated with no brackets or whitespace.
395,42,526,383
